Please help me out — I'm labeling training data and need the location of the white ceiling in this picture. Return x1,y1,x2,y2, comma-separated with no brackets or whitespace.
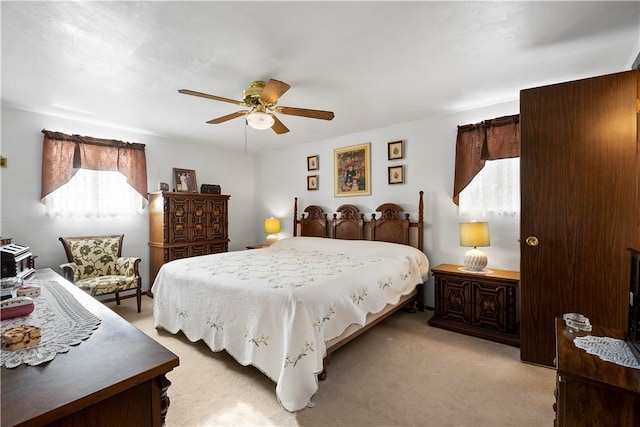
2,1,639,154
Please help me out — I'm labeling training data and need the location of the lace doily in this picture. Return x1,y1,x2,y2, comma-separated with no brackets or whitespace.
573,335,640,369
1,279,101,368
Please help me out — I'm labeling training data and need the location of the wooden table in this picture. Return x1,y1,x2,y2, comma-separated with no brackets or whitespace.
554,318,640,426
1,269,179,427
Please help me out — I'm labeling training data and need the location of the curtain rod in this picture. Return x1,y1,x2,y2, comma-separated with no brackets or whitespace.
41,129,145,151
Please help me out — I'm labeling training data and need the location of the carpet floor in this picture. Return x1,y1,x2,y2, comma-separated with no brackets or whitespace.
109,296,555,427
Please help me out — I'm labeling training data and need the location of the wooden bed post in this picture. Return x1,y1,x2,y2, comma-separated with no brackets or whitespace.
418,190,424,252
293,197,298,237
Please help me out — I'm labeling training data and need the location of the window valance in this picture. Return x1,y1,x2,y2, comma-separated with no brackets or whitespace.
453,114,520,205
40,129,148,202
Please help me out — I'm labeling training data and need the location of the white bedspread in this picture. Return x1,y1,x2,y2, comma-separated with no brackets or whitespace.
152,236,429,411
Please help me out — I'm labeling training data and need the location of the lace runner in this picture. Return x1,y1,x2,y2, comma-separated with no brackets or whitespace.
574,335,640,369
1,279,101,368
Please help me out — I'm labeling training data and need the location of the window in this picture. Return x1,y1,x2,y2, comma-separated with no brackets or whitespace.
453,114,520,216
44,169,146,217
40,130,148,218
458,157,520,217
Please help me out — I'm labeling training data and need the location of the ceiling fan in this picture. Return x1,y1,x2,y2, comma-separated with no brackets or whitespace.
178,79,335,134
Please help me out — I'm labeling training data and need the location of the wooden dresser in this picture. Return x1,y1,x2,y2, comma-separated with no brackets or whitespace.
1,269,179,426
554,318,640,426
148,191,230,286
429,264,520,346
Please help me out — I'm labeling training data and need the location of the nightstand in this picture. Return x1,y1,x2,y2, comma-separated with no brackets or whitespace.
428,263,520,346
246,244,270,249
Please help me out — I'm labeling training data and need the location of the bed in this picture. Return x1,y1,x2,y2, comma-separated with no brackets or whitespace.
152,192,428,412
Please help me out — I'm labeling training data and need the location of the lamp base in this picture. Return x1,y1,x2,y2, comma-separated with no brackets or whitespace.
463,248,488,272
266,234,278,245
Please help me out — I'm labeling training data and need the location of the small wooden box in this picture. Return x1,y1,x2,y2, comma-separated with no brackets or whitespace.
200,184,221,194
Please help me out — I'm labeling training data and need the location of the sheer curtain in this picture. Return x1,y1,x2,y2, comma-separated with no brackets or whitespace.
40,130,148,217
44,169,146,217
458,157,520,217
453,115,520,216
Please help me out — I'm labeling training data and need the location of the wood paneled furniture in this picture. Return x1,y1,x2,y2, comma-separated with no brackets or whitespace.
429,264,520,346
148,191,229,287
1,269,179,427
520,70,640,366
554,318,640,426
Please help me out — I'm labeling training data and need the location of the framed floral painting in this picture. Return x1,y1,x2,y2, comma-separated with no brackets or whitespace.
307,155,319,171
388,140,404,160
388,165,404,184
334,143,371,197
307,175,319,191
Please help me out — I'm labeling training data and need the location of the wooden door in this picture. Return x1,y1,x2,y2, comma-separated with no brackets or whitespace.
520,70,639,366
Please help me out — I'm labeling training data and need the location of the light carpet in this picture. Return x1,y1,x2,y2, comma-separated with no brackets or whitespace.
110,296,555,427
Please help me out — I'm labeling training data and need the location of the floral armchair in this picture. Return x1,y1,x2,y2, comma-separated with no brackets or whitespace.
59,235,142,312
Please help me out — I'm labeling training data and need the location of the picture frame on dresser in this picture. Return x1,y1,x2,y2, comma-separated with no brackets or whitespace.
173,168,198,192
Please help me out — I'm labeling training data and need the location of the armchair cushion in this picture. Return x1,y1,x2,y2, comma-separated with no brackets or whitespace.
75,275,139,297
63,236,121,280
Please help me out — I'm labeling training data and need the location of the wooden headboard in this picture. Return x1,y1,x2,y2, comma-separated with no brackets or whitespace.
293,191,424,252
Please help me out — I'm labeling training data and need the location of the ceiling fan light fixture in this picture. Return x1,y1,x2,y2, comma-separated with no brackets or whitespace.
246,111,274,130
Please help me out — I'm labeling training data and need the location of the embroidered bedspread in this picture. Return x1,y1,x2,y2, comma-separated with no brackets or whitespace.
152,237,429,412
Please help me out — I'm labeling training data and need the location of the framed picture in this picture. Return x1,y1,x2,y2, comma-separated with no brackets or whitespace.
307,155,319,171
173,168,198,192
334,142,371,197
307,175,319,191
388,140,404,160
388,165,404,184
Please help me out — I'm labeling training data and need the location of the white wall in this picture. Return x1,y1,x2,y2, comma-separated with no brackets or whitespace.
1,106,256,291
1,100,521,302
254,100,521,307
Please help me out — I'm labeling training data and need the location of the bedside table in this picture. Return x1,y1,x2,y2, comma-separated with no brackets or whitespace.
428,264,520,346
246,244,270,249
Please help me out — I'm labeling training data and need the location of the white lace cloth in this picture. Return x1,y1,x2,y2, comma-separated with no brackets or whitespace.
574,335,640,369
1,279,101,368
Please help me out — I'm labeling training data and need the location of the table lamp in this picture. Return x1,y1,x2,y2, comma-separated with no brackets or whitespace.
264,217,281,244
459,221,490,273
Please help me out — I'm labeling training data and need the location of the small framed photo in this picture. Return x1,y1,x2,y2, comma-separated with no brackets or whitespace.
388,165,404,184
387,140,404,160
173,168,198,192
307,175,319,191
307,155,319,171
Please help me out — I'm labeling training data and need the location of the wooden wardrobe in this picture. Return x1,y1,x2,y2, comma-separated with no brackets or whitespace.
519,70,640,366
148,191,230,288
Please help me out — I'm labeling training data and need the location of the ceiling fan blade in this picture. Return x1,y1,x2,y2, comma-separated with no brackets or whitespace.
271,115,290,134
206,110,248,124
277,106,335,121
179,89,245,106
260,79,291,105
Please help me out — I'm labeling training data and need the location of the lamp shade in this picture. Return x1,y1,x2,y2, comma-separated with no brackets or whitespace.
264,217,281,234
247,111,275,130
459,222,490,248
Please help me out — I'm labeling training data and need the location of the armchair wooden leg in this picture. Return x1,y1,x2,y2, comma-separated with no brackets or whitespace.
136,288,142,313
115,292,121,306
